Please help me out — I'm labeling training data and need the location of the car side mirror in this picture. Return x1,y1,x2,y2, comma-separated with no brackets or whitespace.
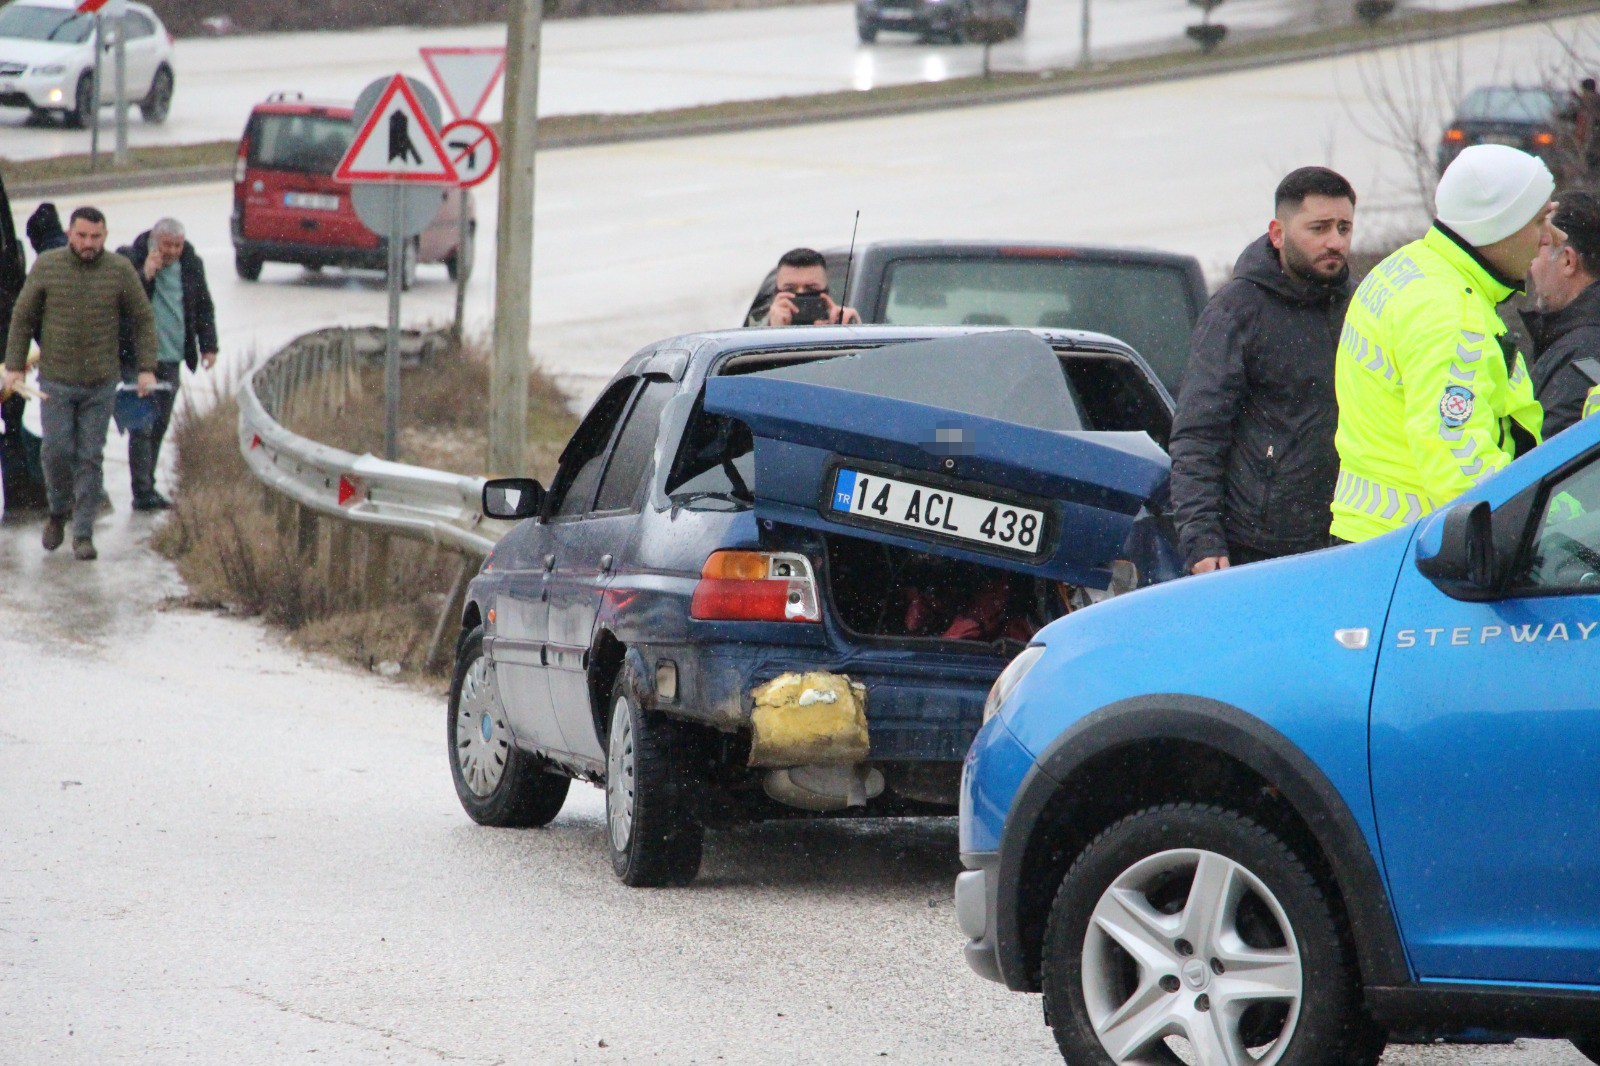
1416,500,1504,598
483,477,545,520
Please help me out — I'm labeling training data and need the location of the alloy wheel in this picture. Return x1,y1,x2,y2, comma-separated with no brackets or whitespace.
607,696,637,852
1081,848,1303,1066
454,656,508,797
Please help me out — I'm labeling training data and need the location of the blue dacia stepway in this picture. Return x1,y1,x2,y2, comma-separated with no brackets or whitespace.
958,409,1600,1065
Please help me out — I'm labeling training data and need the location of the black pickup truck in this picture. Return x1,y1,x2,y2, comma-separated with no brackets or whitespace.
743,240,1209,397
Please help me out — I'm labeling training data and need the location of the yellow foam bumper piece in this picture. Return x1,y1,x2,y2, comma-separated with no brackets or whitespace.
748,671,869,768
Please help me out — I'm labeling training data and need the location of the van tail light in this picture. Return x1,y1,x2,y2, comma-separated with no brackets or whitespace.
1532,130,1556,147
691,551,821,623
233,139,248,184
1443,128,1466,143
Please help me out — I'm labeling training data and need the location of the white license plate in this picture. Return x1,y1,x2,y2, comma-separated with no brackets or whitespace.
830,468,1045,556
1481,133,1522,147
285,192,339,211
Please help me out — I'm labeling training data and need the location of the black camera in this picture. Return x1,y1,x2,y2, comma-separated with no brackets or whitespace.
787,292,831,326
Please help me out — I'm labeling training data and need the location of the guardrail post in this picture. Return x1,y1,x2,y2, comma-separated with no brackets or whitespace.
425,557,474,673
328,522,354,597
277,496,295,540
364,531,391,605
297,504,318,562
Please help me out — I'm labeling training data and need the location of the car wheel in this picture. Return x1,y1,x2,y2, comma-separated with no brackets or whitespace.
606,671,704,887
66,73,95,130
392,237,419,291
1574,1036,1600,1064
1041,804,1382,1066
235,252,263,281
449,626,571,827
857,17,878,42
446,222,475,282
140,64,173,123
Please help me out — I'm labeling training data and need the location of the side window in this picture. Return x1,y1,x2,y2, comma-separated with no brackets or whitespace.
665,396,754,507
593,378,676,513
546,379,636,520
1518,455,1600,592
126,12,155,37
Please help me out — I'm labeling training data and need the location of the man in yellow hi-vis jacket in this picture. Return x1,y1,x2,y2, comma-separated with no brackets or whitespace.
1331,144,1559,543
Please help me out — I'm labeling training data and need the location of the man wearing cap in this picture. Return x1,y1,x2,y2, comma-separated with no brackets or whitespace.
1527,191,1600,436
1330,144,1557,542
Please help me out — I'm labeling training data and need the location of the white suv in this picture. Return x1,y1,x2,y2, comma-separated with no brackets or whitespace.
0,0,174,128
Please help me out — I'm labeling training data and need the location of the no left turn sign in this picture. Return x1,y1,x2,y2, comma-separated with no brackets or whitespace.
439,119,500,188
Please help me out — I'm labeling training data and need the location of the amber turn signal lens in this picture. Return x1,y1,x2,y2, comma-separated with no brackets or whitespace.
701,550,771,581
1443,128,1466,142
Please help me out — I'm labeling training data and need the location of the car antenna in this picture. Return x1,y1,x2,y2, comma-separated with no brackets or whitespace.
838,211,860,322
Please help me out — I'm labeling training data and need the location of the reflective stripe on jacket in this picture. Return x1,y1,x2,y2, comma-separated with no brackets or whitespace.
1584,384,1600,421
1330,225,1543,542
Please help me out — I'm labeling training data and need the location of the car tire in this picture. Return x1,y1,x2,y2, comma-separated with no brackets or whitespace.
66,72,95,130
606,670,704,887
235,252,263,281
449,626,571,827
1041,803,1383,1066
140,64,173,123
1574,1036,1600,1064
392,237,419,291
857,17,879,42
446,222,474,282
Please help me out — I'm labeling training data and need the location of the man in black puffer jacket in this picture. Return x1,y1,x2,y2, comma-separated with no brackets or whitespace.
1169,167,1357,573
1527,191,1600,437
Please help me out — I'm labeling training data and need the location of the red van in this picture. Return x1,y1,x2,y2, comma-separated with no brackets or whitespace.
231,92,473,289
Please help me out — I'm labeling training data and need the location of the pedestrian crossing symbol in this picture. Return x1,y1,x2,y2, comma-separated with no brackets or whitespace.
334,74,460,185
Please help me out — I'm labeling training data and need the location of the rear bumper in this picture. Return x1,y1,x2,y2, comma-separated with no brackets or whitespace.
234,237,387,271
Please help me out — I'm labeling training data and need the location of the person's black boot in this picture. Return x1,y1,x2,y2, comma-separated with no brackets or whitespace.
41,513,66,551
133,492,172,511
72,536,97,561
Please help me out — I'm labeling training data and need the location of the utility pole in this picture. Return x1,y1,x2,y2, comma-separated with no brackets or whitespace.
89,13,102,171
1079,0,1090,68
113,7,128,166
489,0,543,476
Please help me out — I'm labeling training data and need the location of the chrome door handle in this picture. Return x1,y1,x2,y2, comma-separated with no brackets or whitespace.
544,554,555,570
599,554,614,573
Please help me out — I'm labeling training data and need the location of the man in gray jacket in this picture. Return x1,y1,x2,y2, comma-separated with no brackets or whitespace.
1528,191,1600,436
3,207,157,560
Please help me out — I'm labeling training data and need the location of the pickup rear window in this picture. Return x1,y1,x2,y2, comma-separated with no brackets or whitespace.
246,114,354,174
878,257,1195,392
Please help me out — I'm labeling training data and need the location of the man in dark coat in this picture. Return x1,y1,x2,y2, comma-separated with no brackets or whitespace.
1169,166,1357,573
117,217,218,510
0,180,51,520
1528,190,1600,437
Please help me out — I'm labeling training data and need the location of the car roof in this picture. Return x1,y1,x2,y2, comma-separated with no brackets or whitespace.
614,325,1152,389
10,0,156,10
845,239,1203,266
248,96,354,118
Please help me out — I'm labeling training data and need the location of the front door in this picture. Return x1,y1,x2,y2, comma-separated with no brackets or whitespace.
545,377,677,765
1371,451,1600,986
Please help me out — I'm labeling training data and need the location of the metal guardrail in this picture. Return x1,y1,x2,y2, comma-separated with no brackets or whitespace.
237,326,513,558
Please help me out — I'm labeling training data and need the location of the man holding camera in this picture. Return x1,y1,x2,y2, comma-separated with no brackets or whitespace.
747,247,861,327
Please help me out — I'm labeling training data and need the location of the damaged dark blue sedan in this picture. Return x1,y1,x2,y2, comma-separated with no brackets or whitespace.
448,327,1179,886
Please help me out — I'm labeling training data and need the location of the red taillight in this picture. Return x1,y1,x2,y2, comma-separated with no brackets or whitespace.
1443,128,1466,143
1533,130,1556,147
234,138,249,184
690,551,821,623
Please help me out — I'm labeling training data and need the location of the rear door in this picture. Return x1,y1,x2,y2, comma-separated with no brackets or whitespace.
119,9,159,95
543,376,676,764
703,331,1171,590
240,110,371,248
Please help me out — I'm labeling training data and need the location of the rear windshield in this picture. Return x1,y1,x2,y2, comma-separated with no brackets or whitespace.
247,113,354,174
0,4,94,42
1459,88,1557,123
878,257,1195,391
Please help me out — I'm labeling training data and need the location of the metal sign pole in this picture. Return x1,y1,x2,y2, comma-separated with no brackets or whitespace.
452,196,469,345
385,182,403,462
489,0,543,476
89,14,102,170
113,10,128,165
1079,0,1091,68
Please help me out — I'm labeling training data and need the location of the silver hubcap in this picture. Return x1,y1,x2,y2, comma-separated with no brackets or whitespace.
454,657,508,797
1082,848,1303,1066
607,696,636,852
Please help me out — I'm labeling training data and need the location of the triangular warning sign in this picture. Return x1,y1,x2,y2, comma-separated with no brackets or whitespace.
420,47,506,121
334,75,460,185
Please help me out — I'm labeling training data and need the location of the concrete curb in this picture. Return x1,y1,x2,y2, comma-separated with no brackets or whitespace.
11,1,1597,200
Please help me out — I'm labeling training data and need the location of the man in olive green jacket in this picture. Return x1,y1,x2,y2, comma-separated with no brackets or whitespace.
3,207,156,560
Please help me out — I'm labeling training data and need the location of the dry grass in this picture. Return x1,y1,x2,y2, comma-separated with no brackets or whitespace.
152,336,577,680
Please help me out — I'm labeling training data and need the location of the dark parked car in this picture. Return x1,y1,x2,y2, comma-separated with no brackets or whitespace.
744,240,1208,399
1437,85,1573,175
448,327,1180,886
855,0,1025,43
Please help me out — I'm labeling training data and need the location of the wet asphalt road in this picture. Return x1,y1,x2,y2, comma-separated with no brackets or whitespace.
0,461,1593,1063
